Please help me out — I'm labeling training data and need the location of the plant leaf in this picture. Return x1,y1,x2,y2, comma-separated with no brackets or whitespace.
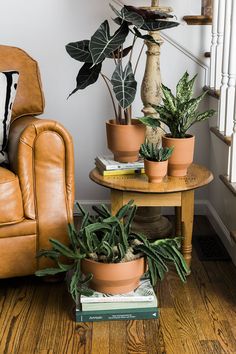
111,61,137,109
35,268,65,276
65,40,92,63
138,116,161,129
68,62,102,97
141,20,179,32
90,20,129,65
133,27,160,45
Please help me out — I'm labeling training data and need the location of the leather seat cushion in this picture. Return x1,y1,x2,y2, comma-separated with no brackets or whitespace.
0,166,24,225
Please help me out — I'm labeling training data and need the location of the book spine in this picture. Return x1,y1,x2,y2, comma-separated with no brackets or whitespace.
81,295,154,303
97,167,145,176
82,300,157,311
76,309,158,322
95,157,144,170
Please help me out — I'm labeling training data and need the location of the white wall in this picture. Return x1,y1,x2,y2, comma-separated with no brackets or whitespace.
0,0,212,204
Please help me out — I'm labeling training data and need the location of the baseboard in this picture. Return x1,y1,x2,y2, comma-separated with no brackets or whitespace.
204,200,236,266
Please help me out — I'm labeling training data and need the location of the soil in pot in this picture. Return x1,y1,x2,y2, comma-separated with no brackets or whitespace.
106,119,146,163
162,134,195,177
81,257,146,294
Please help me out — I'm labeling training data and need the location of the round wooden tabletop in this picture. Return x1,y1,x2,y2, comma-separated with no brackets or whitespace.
89,164,213,194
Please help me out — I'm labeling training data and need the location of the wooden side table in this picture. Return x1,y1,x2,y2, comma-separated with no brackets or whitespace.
89,164,213,268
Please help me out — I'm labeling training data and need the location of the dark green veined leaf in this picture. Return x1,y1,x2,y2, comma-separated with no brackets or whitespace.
35,267,65,276
141,20,179,32
68,62,102,97
90,20,129,65
133,27,161,45
111,61,137,109
138,116,161,129
65,40,92,63
107,46,133,59
124,6,174,20
110,4,144,28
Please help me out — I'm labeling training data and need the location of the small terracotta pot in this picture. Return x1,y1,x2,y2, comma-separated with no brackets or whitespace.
106,119,146,163
144,159,168,183
162,134,195,177
81,257,146,294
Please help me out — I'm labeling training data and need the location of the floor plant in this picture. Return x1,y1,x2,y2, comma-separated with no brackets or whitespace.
36,200,189,302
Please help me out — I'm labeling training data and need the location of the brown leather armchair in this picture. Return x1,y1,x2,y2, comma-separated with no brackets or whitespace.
0,45,75,278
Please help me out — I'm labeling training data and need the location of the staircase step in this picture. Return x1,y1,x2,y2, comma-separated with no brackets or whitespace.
210,127,231,146
204,52,211,58
219,175,236,196
183,15,212,25
203,85,220,99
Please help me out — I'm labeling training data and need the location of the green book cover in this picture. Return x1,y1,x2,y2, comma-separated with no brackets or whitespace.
75,307,159,323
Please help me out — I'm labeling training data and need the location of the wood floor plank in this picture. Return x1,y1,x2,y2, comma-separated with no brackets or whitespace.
91,322,110,354
1,216,236,354
109,321,127,354
126,320,147,354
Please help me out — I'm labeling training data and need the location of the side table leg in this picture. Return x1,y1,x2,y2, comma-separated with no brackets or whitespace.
175,207,182,236
181,190,194,269
110,190,124,215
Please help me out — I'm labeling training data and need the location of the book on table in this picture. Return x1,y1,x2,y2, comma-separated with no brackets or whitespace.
95,155,144,171
75,277,159,323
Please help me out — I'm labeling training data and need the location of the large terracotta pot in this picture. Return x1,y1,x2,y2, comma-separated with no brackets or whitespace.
162,134,195,177
106,119,146,163
81,257,146,294
144,159,168,183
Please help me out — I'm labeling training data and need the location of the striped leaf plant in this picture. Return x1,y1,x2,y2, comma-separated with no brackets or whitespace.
35,201,189,301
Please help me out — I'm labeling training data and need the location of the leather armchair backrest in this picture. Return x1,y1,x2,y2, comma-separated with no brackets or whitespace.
0,45,44,121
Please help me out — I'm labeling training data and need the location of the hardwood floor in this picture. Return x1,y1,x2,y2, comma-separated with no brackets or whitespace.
1,216,236,354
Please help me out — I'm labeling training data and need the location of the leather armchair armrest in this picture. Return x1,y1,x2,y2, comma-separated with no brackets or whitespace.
7,116,75,264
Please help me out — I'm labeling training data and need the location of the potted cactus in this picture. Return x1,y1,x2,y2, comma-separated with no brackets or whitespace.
139,72,215,176
139,141,173,183
35,201,189,302
66,3,179,162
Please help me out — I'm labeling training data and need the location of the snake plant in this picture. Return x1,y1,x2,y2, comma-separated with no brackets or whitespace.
139,72,215,138
140,142,174,162
35,201,189,301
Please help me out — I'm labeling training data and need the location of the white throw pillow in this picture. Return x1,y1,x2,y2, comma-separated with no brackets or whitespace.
0,71,19,164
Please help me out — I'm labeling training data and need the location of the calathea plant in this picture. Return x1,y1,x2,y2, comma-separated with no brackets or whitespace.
35,201,189,301
139,72,215,137
140,142,173,162
66,2,179,125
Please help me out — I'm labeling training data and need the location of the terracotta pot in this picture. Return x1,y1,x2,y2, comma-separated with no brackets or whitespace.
81,257,146,294
106,119,146,163
144,159,168,183
162,134,195,177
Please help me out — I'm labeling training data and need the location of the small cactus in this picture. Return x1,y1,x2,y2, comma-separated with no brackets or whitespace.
139,142,174,162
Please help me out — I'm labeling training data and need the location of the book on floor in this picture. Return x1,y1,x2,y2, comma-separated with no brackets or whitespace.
95,155,144,171
80,277,155,303
75,307,159,323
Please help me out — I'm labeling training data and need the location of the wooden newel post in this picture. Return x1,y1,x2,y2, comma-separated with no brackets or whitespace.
132,0,173,239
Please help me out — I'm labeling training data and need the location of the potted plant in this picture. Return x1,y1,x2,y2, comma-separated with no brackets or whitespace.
35,201,189,302
65,3,179,162
139,141,173,183
139,72,215,176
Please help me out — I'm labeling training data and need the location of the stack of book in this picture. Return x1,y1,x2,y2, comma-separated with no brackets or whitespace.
76,277,158,322
95,155,145,176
